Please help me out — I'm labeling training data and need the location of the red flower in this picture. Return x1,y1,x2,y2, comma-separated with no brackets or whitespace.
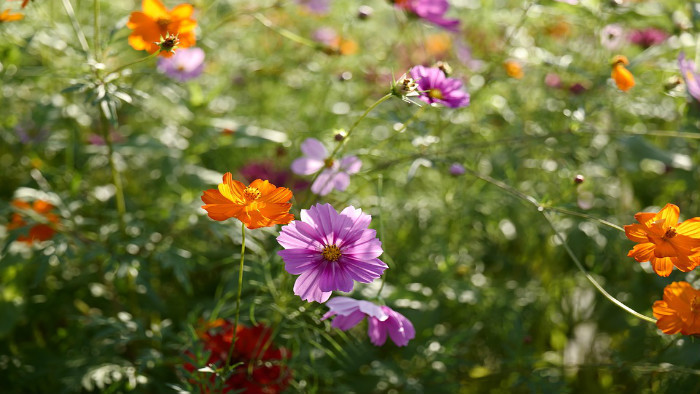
184,320,292,394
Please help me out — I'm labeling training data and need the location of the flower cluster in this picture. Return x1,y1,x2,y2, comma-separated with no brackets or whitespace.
7,199,59,244
184,320,292,393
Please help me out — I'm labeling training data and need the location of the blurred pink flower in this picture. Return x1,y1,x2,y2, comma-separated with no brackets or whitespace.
322,297,416,346
545,73,562,88
628,28,668,48
449,163,466,176
679,52,700,102
291,138,362,196
157,47,205,82
295,0,330,14
239,161,309,193
395,0,460,32
600,24,624,50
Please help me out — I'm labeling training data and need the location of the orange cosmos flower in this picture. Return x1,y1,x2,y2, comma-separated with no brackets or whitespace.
8,199,60,244
611,55,634,91
126,0,196,57
201,173,294,229
0,8,23,22
653,281,700,335
624,203,700,277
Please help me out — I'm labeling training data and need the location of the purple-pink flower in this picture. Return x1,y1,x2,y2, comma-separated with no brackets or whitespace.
395,0,460,32
600,24,624,50
449,163,465,176
322,297,416,346
157,47,205,82
628,28,668,48
679,52,700,102
291,138,362,196
410,65,470,108
295,0,330,15
277,204,387,303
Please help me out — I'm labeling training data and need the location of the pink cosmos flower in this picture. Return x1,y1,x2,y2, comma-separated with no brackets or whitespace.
277,204,387,303
395,0,460,32
291,138,362,196
157,47,205,82
600,24,624,50
449,163,465,176
322,297,416,347
410,65,470,108
679,52,700,102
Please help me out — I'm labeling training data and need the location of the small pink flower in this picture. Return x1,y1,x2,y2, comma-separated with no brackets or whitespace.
291,138,362,196
322,297,416,347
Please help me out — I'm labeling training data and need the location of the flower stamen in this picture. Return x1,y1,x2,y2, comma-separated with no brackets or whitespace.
243,187,261,201
428,88,444,100
663,227,677,240
322,245,342,262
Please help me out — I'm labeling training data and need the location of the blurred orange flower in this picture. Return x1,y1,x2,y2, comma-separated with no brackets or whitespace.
504,60,523,79
0,8,23,22
425,33,451,57
201,173,294,229
611,55,634,91
624,203,700,277
653,281,700,335
8,199,59,244
127,0,196,57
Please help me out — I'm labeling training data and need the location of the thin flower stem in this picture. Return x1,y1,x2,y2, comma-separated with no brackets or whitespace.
394,105,427,134
106,52,160,76
94,0,100,61
253,13,321,49
462,167,656,324
102,128,126,232
225,221,247,370
61,0,90,55
544,206,624,232
541,212,656,324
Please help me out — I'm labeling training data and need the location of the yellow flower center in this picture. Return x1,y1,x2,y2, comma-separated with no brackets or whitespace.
691,296,700,314
324,158,335,168
428,89,444,100
663,227,677,240
157,17,171,28
322,245,342,262
243,187,261,201
687,71,696,83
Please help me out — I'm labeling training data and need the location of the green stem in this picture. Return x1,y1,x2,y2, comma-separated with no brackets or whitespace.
375,175,387,299
106,52,159,76
101,121,126,231
541,212,656,324
225,221,247,370
253,13,321,49
94,0,100,61
463,167,656,324
544,206,624,232
61,0,90,55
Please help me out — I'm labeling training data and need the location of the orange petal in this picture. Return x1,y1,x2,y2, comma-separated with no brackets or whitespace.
170,3,194,19
653,240,676,258
672,253,697,272
652,300,674,318
627,242,655,262
678,218,700,238
611,65,635,92
142,0,168,19
650,256,674,277
633,212,656,227
656,315,683,335
655,204,680,228
624,223,649,243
